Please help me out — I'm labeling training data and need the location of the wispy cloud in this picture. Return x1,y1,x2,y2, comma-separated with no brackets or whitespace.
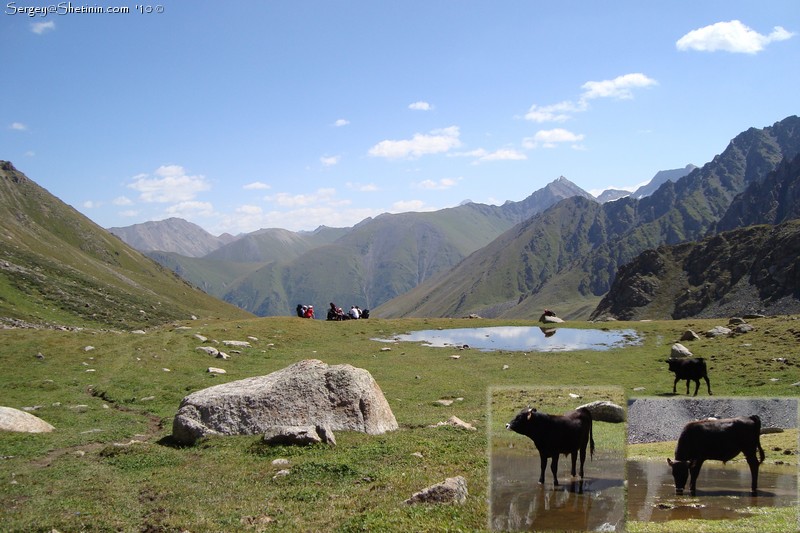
334,118,350,127
524,73,657,123
243,181,270,190
408,101,433,111
677,20,794,54
346,182,379,192
164,201,215,218
368,126,461,159
31,21,55,34
128,165,211,203
266,188,342,208
10,122,27,131
113,196,133,206
523,129,585,149
414,177,460,190
320,155,340,167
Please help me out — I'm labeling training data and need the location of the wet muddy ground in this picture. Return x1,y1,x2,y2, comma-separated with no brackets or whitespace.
490,451,625,531
627,459,798,523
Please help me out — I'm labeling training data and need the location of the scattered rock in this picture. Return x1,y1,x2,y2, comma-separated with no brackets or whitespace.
193,334,208,342
728,317,746,325
131,330,146,335
271,458,289,466
734,323,754,334
761,427,785,434
540,315,565,324
380,347,392,352
705,326,732,337
84,346,95,352
435,399,454,406
207,367,226,374
679,330,700,342
273,469,290,479
411,452,424,459
405,476,468,505
670,343,693,358
172,359,398,445
223,340,251,348
577,400,626,423
450,355,461,360
502,365,509,370
431,416,476,431
262,425,335,446
0,406,55,433
196,346,220,357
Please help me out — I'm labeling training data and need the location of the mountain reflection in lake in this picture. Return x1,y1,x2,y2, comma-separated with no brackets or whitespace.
627,460,798,524
382,327,640,352
491,452,625,531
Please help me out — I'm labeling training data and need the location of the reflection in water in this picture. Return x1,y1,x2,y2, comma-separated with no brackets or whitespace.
627,460,799,523
491,452,625,531
380,327,640,352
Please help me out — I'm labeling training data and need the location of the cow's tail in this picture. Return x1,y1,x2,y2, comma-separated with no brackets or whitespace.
751,414,765,464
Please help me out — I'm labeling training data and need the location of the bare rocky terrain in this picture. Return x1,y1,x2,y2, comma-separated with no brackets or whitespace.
627,397,798,444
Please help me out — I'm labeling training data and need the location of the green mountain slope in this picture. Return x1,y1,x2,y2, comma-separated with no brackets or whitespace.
221,178,590,316
0,162,252,328
377,115,800,319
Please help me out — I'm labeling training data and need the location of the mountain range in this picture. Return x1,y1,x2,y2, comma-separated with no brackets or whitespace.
2,116,799,326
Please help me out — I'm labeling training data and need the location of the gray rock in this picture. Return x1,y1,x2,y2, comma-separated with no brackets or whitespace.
405,476,468,505
728,317,746,325
577,400,626,423
706,326,732,337
262,425,324,446
734,323,755,334
172,359,397,444
679,330,700,342
670,343,693,358
196,346,219,356
0,406,55,433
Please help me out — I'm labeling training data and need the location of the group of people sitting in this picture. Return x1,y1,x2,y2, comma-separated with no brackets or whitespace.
327,302,369,320
295,302,370,320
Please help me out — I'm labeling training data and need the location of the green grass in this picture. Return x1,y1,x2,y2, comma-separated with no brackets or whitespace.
1,316,799,531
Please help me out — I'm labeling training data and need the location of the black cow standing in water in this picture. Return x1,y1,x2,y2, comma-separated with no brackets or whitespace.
506,407,595,486
667,415,765,496
666,357,712,396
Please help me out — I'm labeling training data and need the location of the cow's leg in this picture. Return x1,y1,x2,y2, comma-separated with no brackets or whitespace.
539,455,547,484
689,461,703,496
550,455,560,486
704,375,712,396
692,379,700,396
746,452,760,495
570,451,578,477
673,376,679,394
578,445,587,478
685,379,691,395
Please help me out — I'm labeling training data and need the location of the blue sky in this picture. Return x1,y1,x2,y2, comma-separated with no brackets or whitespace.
3,1,798,234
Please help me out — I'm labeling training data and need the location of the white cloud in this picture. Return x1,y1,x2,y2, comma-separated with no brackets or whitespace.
120,210,139,218
415,177,460,190
10,122,27,131
82,200,98,209
128,165,211,203
524,73,657,123
320,155,340,167
346,182,379,192
266,188,339,208
368,126,461,159
164,201,215,217
236,204,262,215
580,73,658,101
408,101,433,111
334,119,350,127
525,101,587,123
474,149,527,163
113,196,133,206
677,20,795,54
244,181,270,190
391,199,431,212
523,129,585,149
31,21,55,34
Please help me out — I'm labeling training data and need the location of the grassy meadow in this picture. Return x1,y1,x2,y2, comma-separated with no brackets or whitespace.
1,315,799,531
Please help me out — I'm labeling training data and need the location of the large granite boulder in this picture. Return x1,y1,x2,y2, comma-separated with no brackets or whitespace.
0,406,55,433
172,359,398,444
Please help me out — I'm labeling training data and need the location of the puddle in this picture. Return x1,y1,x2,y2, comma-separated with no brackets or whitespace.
627,460,798,522
378,327,640,352
490,451,625,531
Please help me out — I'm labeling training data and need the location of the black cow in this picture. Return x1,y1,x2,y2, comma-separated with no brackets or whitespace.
667,415,765,496
666,357,712,396
506,407,595,486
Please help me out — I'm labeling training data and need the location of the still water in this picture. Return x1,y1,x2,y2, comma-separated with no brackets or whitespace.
382,327,640,352
491,451,625,531
627,460,798,523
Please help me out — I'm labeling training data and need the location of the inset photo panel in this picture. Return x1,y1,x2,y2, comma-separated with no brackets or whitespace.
489,385,626,532
627,397,799,532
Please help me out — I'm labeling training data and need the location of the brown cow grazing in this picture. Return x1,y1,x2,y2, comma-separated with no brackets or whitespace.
666,357,712,396
506,407,595,486
667,415,765,496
